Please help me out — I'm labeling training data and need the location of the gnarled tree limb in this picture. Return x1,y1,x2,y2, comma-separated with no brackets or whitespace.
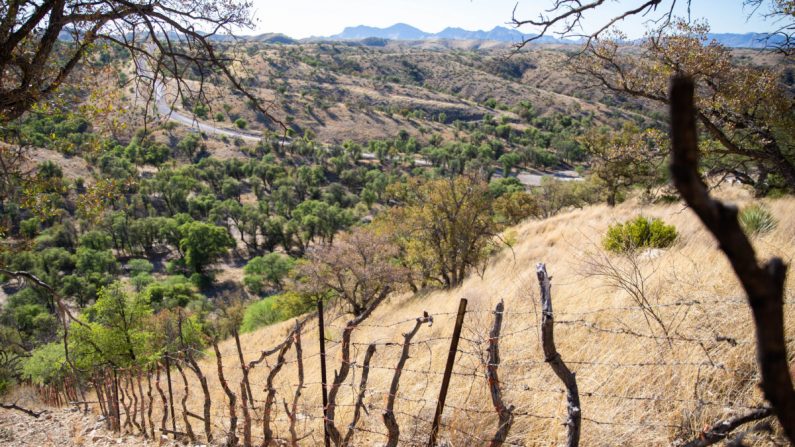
383,312,433,447
669,75,795,443
682,407,773,447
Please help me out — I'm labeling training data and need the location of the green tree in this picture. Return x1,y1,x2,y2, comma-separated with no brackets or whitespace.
380,175,500,289
178,221,235,274
243,253,295,294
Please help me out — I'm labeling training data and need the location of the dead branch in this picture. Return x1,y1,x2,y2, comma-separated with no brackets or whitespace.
145,369,155,439
486,301,514,446
136,369,148,438
536,263,581,447
234,332,253,447
342,344,376,447
511,0,675,49
212,339,238,447
174,362,196,443
383,312,433,447
154,364,169,437
669,75,795,443
285,323,304,447
326,287,391,445
682,407,773,447
263,326,296,445
0,401,44,418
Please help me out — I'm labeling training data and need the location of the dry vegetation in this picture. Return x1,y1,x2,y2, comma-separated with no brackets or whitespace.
133,186,795,446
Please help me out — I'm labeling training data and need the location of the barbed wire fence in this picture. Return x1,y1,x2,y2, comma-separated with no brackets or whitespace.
40,261,792,446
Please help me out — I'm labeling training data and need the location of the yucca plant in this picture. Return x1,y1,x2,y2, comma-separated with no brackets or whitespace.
739,204,777,236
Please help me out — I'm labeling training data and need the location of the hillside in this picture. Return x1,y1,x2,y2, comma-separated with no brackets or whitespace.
158,188,792,446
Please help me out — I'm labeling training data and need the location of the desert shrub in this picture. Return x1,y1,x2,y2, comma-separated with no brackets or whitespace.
603,216,678,253
234,118,247,129
240,291,316,333
739,203,777,236
240,297,285,332
127,258,153,277
243,253,295,295
22,342,66,385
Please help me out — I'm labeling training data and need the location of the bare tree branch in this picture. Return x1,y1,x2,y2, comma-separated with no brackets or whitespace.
682,407,773,447
669,75,795,443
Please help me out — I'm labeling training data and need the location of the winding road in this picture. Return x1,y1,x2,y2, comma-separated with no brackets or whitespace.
136,53,264,142
151,79,264,142
137,57,584,187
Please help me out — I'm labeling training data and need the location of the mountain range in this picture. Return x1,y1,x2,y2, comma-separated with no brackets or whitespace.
328,23,563,43
324,23,785,48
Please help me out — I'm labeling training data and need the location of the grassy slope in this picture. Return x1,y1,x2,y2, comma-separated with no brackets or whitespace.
166,188,795,445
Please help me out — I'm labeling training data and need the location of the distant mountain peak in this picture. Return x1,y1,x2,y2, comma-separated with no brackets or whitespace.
325,24,786,48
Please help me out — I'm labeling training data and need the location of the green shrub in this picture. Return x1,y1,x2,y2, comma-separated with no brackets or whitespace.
243,253,295,295
739,204,777,236
603,216,678,253
234,118,247,129
240,292,316,333
240,297,285,332
22,342,66,385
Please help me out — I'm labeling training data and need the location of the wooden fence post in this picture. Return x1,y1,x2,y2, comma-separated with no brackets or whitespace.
537,263,581,447
164,356,177,439
318,299,331,447
112,368,121,433
428,298,467,447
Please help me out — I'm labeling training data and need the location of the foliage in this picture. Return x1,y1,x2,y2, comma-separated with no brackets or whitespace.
240,296,284,332
21,342,66,386
243,253,295,295
739,204,778,236
575,21,795,192
581,123,667,205
70,282,155,369
380,175,499,289
142,276,204,309
603,216,678,253
295,226,404,315
178,221,235,274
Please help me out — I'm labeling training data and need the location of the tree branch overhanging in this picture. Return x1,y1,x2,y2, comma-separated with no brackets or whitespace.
669,74,795,443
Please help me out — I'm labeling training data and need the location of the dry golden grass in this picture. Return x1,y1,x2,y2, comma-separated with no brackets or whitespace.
148,187,793,446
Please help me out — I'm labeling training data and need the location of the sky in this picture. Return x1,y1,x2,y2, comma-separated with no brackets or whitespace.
247,0,783,39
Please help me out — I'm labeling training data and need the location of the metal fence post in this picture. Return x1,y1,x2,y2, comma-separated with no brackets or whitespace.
428,298,468,447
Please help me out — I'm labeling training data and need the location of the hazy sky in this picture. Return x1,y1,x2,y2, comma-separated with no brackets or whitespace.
248,0,782,38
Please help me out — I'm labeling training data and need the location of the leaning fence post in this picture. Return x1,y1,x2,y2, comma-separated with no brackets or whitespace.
318,299,331,447
536,263,581,447
164,355,177,439
428,298,468,447
112,367,121,433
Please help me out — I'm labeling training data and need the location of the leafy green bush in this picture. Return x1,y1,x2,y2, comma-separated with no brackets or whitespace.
22,342,66,385
603,216,678,253
234,118,247,129
240,292,315,333
240,297,285,332
244,253,295,295
739,204,777,236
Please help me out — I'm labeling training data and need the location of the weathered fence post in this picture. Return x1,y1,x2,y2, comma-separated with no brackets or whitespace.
536,263,581,447
112,367,121,433
487,301,514,446
428,298,467,447
318,299,331,447
164,356,177,439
